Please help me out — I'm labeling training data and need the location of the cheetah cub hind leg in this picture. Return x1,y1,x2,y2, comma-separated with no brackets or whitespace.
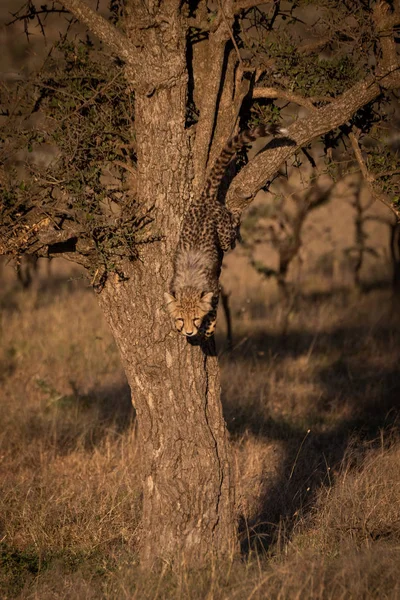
217,209,239,252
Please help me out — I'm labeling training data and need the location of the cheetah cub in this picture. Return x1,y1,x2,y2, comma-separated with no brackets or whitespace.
165,124,287,338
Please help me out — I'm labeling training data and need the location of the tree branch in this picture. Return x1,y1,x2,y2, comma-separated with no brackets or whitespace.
192,23,231,191
192,0,262,191
227,0,400,216
60,0,137,73
208,57,251,173
253,87,320,111
226,72,400,216
349,130,400,222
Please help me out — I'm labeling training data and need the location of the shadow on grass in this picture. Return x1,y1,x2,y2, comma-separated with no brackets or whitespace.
0,266,90,313
69,379,135,439
218,291,400,556
19,380,135,456
1,266,135,454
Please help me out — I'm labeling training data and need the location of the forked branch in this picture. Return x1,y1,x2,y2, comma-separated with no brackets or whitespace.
192,0,253,192
60,0,137,74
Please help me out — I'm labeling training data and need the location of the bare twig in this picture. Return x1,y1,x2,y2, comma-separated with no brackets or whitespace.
59,68,124,123
375,170,400,179
7,8,70,26
217,0,244,68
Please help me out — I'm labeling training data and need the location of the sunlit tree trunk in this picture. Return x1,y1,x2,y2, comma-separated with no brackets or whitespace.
96,75,236,566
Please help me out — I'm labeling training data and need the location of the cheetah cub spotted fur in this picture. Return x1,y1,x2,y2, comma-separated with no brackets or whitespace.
165,124,288,338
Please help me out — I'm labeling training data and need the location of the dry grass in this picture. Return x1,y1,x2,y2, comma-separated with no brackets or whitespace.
0,258,399,599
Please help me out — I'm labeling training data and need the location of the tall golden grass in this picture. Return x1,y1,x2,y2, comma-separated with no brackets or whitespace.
0,258,399,599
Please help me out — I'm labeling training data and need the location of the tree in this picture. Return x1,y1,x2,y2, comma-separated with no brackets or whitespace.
1,0,399,568
242,178,334,296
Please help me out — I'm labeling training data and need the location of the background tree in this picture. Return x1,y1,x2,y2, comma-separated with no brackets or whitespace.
1,0,399,568
241,176,334,297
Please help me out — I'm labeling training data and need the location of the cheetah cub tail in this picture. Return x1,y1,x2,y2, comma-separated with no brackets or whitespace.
203,123,288,200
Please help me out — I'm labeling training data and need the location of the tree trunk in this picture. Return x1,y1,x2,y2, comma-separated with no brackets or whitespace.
98,276,236,566
96,79,237,566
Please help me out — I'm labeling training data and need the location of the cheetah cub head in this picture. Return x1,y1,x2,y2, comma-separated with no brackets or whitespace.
164,289,214,337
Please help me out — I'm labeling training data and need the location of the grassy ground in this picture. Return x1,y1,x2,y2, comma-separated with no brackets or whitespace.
0,259,399,599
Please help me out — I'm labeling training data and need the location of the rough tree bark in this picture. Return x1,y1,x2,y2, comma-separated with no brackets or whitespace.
90,2,237,566
2,0,399,569
95,89,237,565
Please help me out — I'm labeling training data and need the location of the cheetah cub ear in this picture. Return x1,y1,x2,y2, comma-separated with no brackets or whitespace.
164,292,177,315
199,291,214,312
